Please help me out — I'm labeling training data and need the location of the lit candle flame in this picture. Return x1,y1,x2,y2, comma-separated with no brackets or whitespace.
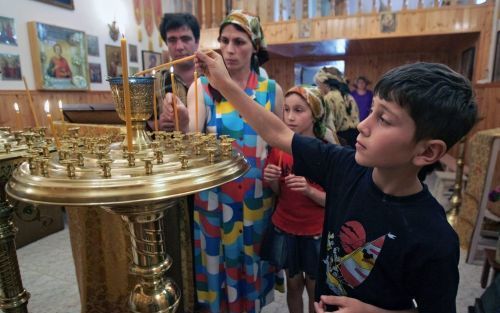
152,69,156,76
58,100,62,110
14,102,19,113
44,100,50,114
170,66,174,73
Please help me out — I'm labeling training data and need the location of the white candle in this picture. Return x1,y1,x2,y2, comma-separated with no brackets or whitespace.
44,100,60,149
14,102,22,130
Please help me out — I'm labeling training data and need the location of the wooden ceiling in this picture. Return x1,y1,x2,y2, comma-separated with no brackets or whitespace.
267,33,479,58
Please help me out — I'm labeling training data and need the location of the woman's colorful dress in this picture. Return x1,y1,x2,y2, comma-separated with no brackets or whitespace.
194,71,277,313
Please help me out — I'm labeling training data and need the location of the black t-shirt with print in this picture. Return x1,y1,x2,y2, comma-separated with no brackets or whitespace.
292,134,459,313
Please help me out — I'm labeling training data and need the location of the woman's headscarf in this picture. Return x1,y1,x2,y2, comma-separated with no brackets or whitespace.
219,10,269,71
285,86,333,142
314,66,351,97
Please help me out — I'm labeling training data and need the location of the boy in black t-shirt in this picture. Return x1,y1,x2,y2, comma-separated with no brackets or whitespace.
194,51,478,313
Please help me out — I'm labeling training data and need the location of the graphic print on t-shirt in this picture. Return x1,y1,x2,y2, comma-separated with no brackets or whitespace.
323,220,393,295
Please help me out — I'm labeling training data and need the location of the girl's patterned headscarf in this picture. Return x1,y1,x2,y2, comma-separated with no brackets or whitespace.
219,10,269,69
285,86,331,141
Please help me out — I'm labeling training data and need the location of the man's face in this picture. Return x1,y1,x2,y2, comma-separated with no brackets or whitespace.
165,26,198,60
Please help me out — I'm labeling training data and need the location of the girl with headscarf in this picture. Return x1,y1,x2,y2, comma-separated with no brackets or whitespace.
261,86,332,313
315,67,360,148
160,10,284,313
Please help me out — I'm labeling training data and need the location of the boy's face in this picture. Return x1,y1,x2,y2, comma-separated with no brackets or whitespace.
355,96,420,169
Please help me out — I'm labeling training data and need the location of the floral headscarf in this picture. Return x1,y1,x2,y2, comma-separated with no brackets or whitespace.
285,86,334,142
314,66,350,96
219,10,269,69
220,10,267,52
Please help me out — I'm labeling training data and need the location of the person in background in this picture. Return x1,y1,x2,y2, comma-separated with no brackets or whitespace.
193,50,478,313
160,10,284,313
351,76,373,122
315,66,359,148
158,12,200,127
157,12,201,313
261,86,330,313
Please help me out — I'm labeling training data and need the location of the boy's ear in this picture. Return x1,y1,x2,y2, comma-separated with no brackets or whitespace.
413,139,447,167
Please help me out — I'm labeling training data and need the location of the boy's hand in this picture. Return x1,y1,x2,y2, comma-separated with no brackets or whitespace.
194,50,231,92
159,93,189,132
263,164,281,182
315,296,366,313
314,295,417,313
284,174,311,196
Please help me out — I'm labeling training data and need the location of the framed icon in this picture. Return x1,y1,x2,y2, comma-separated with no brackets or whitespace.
27,21,89,90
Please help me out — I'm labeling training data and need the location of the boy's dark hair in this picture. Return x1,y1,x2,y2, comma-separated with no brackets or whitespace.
374,62,478,150
159,13,200,43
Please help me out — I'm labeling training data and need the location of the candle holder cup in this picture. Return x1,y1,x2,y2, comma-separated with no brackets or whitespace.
108,77,155,153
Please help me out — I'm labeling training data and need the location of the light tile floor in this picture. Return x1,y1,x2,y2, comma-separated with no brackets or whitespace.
17,225,486,313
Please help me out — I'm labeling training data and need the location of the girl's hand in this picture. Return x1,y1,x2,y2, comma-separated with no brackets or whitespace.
263,164,281,182
284,174,311,196
159,93,189,132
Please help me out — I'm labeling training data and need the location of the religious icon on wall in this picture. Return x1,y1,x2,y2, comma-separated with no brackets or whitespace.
129,44,138,63
141,50,161,71
89,62,102,83
380,12,396,33
86,34,99,57
105,45,122,77
27,21,89,90
35,0,74,10
0,16,17,46
0,53,22,80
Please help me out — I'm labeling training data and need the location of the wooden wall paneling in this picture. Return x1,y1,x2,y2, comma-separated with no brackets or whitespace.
258,0,268,23
474,5,494,81
200,4,491,47
0,91,113,130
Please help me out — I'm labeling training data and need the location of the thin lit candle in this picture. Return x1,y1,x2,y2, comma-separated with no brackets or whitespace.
22,76,40,127
194,70,199,132
44,100,60,150
120,34,133,152
152,70,159,132
170,66,179,132
58,99,65,132
14,103,22,130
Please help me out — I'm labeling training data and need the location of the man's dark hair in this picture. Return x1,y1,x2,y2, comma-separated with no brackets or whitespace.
159,13,200,43
374,62,478,150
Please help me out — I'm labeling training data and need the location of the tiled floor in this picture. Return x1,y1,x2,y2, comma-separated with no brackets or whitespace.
17,224,486,313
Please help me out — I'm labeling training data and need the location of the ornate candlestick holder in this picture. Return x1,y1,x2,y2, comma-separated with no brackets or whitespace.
6,77,249,313
109,76,154,152
0,126,51,313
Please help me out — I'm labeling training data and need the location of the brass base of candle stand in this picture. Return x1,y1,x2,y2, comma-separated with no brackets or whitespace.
0,202,29,313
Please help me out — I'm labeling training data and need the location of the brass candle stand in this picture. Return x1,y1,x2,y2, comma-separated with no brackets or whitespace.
0,126,53,313
6,77,249,313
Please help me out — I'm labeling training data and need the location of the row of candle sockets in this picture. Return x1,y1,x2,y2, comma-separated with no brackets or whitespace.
0,126,56,154
19,131,237,178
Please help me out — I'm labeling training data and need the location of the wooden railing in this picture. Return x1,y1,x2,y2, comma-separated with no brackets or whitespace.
189,0,491,29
